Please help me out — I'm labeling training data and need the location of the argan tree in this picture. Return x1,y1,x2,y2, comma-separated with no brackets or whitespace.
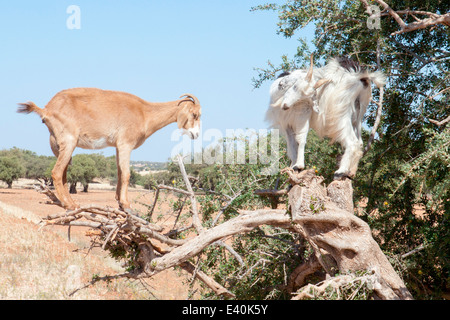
252,0,449,299
67,154,99,193
0,155,24,188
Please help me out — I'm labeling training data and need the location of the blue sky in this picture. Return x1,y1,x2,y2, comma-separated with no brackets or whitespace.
0,1,311,162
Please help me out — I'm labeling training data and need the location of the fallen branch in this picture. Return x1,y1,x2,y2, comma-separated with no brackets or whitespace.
401,244,427,259
34,181,61,206
39,160,413,300
292,269,380,300
180,261,235,298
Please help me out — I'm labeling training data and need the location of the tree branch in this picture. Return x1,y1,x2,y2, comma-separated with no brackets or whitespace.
179,261,235,298
176,155,204,233
429,115,450,127
364,86,384,155
364,0,450,35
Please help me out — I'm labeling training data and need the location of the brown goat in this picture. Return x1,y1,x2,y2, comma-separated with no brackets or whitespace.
18,88,202,211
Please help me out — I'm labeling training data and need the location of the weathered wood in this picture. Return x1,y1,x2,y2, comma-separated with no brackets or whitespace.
254,189,288,209
40,163,413,300
285,169,413,300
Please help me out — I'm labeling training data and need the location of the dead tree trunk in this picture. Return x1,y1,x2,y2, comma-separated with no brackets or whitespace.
283,169,413,300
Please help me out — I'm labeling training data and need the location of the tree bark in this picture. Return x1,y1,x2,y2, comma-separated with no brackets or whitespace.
69,182,77,194
284,169,413,300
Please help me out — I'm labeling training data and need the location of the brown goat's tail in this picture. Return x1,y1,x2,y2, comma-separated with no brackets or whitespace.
17,101,44,118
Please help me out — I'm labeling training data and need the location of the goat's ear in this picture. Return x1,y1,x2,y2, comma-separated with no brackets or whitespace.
177,107,189,129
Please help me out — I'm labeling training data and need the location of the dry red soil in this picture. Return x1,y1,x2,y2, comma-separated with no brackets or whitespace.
0,185,195,299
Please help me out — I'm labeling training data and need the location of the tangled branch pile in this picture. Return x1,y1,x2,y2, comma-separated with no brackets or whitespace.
39,157,413,300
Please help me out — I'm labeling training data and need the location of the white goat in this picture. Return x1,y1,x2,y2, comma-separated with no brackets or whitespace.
266,56,385,179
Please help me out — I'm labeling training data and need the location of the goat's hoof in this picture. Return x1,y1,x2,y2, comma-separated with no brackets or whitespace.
123,207,138,216
65,204,80,211
333,173,353,181
292,166,304,173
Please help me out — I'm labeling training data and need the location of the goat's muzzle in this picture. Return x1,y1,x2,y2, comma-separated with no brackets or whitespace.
190,131,199,139
184,124,200,139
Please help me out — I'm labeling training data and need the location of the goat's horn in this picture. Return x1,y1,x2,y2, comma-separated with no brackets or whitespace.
179,93,199,105
306,54,314,83
313,78,331,89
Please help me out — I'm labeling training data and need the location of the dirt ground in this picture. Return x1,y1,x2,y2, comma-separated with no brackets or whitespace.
0,180,197,300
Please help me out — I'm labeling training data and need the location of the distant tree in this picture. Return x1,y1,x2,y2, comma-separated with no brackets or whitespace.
0,147,35,163
26,155,56,183
0,156,25,188
67,154,99,193
129,168,139,188
44,159,56,184
0,147,56,183
139,173,156,190
89,153,117,179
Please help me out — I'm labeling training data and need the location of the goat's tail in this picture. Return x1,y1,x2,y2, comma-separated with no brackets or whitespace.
17,101,44,118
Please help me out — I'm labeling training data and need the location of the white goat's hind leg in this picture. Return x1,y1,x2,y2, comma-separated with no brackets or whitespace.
348,148,363,177
334,128,362,179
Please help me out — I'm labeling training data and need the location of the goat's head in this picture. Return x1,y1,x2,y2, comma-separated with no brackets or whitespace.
177,94,201,139
281,55,331,110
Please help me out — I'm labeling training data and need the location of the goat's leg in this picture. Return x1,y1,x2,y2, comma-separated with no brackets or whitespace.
115,149,122,202
334,127,362,180
51,142,78,210
285,127,298,168
116,146,132,211
50,134,59,158
292,116,310,172
52,135,73,199
62,163,69,191
354,120,364,148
